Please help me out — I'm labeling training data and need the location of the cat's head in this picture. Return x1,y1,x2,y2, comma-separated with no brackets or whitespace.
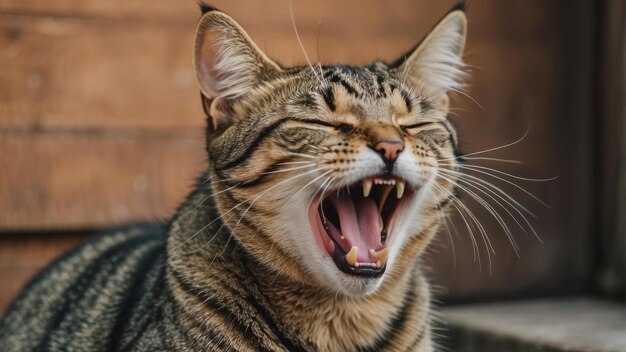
194,4,466,296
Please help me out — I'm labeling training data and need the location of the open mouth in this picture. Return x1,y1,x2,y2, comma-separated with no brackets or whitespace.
309,177,412,278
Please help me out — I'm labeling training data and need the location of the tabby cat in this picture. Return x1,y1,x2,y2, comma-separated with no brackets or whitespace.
0,3,468,351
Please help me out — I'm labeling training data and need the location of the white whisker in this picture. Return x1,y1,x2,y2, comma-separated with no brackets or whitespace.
439,128,531,162
437,172,520,256
289,0,323,85
459,157,523,164
261,164,316,175
440,164,552,208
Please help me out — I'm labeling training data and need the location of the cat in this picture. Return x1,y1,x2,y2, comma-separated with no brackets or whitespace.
0,2,467,351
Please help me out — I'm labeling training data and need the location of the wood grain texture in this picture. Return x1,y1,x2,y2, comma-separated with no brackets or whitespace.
0,132,206,229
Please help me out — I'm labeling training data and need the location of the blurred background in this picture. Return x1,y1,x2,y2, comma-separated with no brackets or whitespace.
0,0,624,350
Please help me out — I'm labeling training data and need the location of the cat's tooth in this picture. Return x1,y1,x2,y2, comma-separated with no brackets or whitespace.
396,181,405,199
371,248,389,266
345,246,358,266
378,185,393,212
363,180,372,197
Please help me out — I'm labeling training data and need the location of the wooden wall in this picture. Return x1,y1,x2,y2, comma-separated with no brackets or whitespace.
0,0,595,311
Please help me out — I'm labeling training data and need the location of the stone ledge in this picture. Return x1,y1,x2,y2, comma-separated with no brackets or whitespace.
441,298,626,352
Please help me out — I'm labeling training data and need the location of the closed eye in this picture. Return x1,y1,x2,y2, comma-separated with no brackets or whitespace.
400,121,437,133
291,118,353,132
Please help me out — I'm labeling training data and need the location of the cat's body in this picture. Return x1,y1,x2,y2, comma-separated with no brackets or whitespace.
0,3,469,351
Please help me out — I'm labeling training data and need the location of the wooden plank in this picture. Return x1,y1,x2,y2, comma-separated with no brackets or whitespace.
0,132,206,229
0,17,204,130
0,232,88,314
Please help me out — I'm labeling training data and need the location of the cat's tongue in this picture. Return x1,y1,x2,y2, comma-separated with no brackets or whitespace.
329,194,383,262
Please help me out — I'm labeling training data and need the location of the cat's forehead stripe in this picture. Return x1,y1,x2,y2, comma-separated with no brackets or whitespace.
312,66,414,117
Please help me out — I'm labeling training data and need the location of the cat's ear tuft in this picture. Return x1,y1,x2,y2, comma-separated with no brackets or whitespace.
194,10,281,101
198,2,218,15
391,8,467,107
450,1,467,12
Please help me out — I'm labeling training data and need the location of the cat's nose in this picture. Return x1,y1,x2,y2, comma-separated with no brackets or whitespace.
365,122,405,172
374,140,404,164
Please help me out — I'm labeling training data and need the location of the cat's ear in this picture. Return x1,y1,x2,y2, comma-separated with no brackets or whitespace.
391,5,467,110
194,6,281,129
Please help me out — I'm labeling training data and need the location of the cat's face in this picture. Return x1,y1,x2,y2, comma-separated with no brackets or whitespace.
194,7,466,295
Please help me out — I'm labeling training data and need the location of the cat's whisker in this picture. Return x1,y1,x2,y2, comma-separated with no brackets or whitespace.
447,163,558,182
171,200,244,254
440,169,542,244
431,182,490,270
194,170,333,257
177,182,242,219
439,128,531,162
439,167,536,217
437,173,520,256
448,86,485,111
437,172,523,255
430,192,456,267
439,163,552,208
455,156,523,164
306,145,327,152
191,212,237,255
261,164,317,175
315,20,324,79
430,183,480,261
175,168,324,253
292,170,336,206
286,152,317,159
233,168,332,232
289,0,323,85
276,160,317,166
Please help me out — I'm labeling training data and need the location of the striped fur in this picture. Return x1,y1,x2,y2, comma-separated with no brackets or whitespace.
0,4,468,351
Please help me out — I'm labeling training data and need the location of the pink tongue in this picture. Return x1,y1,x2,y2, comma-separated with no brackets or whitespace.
329,194,383,261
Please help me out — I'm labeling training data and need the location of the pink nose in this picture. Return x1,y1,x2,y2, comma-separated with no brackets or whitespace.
374,141,404,162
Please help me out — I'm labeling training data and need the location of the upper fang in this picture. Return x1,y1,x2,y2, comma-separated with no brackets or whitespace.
363,180,373,197
396,181,405,199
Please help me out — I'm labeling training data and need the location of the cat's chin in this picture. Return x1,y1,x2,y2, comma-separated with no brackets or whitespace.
320,257,385,296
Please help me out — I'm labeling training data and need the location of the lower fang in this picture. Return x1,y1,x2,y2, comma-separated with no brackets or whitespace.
345,246,358,266
371,248,389,266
